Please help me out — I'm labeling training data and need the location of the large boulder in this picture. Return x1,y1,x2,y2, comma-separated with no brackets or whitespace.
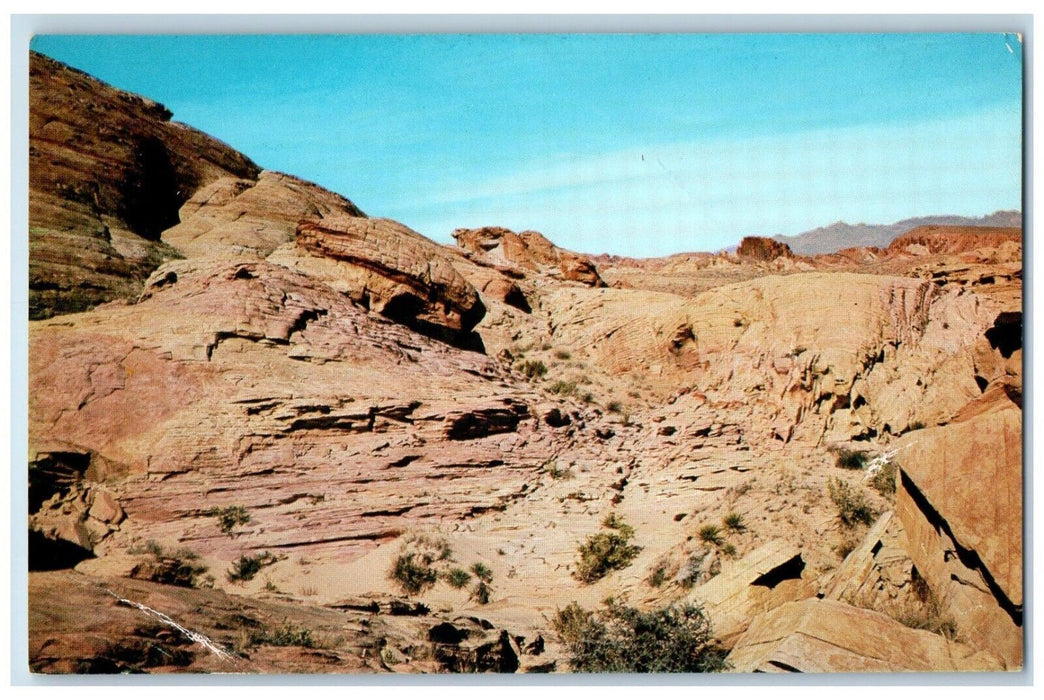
276,216,486,346
453,226,605,287
726,598,1002,672
894,386,1022,669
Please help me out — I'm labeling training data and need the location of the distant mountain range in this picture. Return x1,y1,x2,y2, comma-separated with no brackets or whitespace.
771,210,1022,255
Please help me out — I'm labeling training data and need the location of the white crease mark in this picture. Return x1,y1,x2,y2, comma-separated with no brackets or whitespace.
103,588,238,665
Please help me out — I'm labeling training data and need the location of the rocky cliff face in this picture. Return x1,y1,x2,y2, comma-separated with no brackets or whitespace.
29,51,262,319
27,52,1022,675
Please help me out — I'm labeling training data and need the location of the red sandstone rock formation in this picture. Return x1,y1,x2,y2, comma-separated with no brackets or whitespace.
736,236,794,262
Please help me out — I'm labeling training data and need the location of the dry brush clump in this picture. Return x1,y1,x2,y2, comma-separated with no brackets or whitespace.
827,477,877,528
574,513,642,583
551,599,729,673
388,531,495,603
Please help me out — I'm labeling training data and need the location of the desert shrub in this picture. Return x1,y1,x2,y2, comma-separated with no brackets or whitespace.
719,542,737,558
390,552,439,595
471,580,493,605
869,460,898,497
554,349,572,360
443,567,472,589
250,622,318,649
129,542,208,588
545,461,573,480
833,532,861,560
208,505,251,535
551,600,729,673
835,449,868,470
601,512,633,535
606,400,624,414
517,359,548,379
470,562,493,582
647,559,670,588
697,524,723,546
548,380,578,396
575,518,642,583
403,531,453,562
227,551,276,582
722,512,745,533
827,477,877,527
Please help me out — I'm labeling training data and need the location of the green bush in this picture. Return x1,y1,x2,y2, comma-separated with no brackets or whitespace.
575,518,642,583
389,552,439,595
722,512,745,533
548,380,578,396
827,477,877,527
647,559,670,588
554,350,572,360
443,567,472,589
227,551,276,582
128,542,208,588
470,562,493,583
471,580,493,605
835,449,868,470
250,622,318,648
517,359,548,379
208,505,251,535
869,461,898,497
697,524,723,546
551,600,729,672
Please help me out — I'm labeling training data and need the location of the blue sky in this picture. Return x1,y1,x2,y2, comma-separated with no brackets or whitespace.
30,33,1023,256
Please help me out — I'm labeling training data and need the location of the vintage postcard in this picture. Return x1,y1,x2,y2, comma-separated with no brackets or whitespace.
25,29,1023,675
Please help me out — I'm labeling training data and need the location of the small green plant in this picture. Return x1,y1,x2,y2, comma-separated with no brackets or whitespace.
827,477,877,527
575,517,642,584
606,400,624,414
835,449,868,470
647,559,670,588
470,562,493,582
720,542,737,558
551,599,729,673
517,359,548,379
128,542,208,588
209,505,251,535
390,552,439,595
548,380,578,396
545,461,573,480
471,580,493,605
250,622,318,648
554,349,572,360
601,512,633,535
697,524,723,546
443,567,472,589
869,461,898,497
722,512,745,533
227,551,276,582
679,552,706,589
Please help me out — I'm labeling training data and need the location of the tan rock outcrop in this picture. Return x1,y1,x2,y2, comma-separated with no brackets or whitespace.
453,226,605,287
726,598,1003,672
894,386,1022,669
274,216,486,345
689,541,811,645
162,171,365,259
